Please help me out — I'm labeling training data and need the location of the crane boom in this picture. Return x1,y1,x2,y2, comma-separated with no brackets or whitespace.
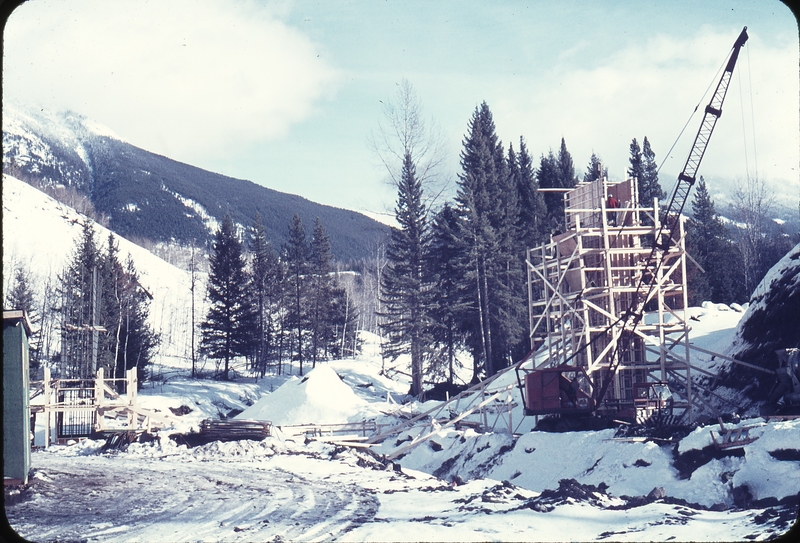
593,26,749,407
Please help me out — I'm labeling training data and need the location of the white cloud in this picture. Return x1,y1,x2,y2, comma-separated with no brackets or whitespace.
493,26,799,188
4,0,341,163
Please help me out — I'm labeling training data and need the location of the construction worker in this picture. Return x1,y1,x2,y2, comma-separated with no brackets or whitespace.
607,194,620,226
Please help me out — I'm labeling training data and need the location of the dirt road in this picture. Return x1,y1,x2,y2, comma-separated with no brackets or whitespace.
5,453,379,543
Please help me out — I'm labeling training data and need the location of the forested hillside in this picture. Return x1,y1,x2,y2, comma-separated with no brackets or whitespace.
3,103,389,262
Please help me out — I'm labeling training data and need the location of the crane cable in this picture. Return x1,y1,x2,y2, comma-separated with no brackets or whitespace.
736,41,759,185
738,50,751,182
656,47,732,178
747,43,759,182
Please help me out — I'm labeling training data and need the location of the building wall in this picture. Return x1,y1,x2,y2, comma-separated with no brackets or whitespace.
3,317,32,484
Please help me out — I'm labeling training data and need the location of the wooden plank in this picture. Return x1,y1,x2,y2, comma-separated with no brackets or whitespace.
309,439,374,448
710,428,760,450
311,435,369,442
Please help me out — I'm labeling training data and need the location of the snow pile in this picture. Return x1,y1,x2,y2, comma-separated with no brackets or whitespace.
236,365,367,425
15,421,797,542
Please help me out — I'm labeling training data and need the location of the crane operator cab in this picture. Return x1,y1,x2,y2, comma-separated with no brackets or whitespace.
523,366,595,416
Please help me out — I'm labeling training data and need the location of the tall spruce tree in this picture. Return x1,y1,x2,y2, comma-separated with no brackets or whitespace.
687,178,746,304
628,138,644,186
556,138,577,191
308,217,337,366
536,151,561,233
456,102,525,379
427,203,471,385
513,137,548,249
6,265,41,374
640,137,665,208
98,232,124,378
114,255,159,386
381,152,432,397
200,214,257,380
249,212,283,376
536,139,576,234
284,214,310,375
583,153,607,183
57,220,101,378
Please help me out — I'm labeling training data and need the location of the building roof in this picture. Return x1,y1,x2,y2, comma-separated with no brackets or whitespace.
3,309,33,337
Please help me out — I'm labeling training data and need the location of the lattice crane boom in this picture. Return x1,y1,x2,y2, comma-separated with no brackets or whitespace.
593,26,749,407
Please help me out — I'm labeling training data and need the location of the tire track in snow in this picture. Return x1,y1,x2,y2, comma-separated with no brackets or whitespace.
6,452,379,542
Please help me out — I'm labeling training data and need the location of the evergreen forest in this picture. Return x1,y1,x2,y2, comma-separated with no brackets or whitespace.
5,89,797,399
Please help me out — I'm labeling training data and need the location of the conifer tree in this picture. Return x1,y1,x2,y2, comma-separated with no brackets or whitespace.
6,265,41,374
536,139,577,235
381,152,432,397
427,203,471,385
628,138,644,186
200,214,257,380
687,178,746,304
284,214,310,375
456,102,524,379
514,137,548,249
308,217,336,366
557,137,577,191
98,232,124,378
249,212,283,376
114,255,159,386
583,153,607,183
57,220,101,378
536,150,561,233
640,137,665,208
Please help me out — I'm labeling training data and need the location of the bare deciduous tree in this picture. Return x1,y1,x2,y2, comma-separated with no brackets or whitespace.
729,176,775,294
369,78,449,210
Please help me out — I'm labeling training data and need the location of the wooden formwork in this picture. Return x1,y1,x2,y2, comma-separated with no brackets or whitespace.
30,366,171,447
526,175,694,422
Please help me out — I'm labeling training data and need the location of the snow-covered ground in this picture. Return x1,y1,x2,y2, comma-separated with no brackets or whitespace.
4,176,798,541
8,330,800,542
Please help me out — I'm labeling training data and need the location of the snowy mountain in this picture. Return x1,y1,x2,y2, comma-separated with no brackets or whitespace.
3,102,389,262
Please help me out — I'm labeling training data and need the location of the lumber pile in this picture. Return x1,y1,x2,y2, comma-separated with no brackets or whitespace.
199,419,272,442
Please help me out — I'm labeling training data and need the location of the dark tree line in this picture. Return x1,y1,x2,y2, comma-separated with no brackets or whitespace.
685,176,796,306
378,93,797,400
200,213,357,379
380,101,556,397
50,222,159,385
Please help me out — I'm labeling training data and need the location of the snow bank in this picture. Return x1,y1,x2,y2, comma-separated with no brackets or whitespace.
383,415,800,509
236,365,366,425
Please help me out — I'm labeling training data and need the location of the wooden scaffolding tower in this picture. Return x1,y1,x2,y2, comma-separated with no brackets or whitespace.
526,173,694,422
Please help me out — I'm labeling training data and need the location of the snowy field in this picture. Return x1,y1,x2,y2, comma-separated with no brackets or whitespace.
7,329,800,542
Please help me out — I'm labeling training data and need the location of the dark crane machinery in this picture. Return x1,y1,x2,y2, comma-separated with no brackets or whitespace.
519,27,749,426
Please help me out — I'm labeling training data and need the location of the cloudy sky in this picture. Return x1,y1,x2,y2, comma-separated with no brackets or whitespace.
3,0,798,218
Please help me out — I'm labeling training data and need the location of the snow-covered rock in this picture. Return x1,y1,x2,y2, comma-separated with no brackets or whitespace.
725,243,800,401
